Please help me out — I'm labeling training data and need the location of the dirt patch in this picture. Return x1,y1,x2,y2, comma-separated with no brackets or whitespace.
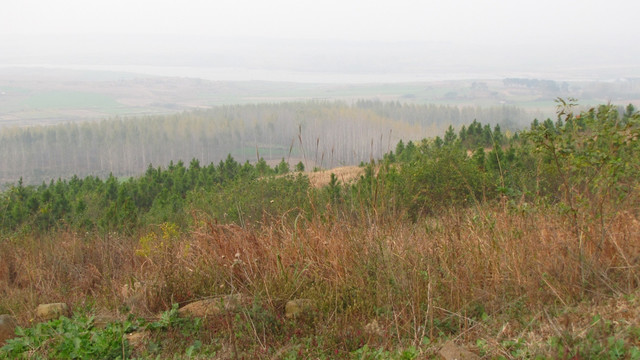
306,166,365,188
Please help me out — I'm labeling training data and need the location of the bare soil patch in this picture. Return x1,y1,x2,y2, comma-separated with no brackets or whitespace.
306,166,365,188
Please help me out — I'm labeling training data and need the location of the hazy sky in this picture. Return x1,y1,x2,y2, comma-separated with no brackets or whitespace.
3,0,637,42
2,0,639,80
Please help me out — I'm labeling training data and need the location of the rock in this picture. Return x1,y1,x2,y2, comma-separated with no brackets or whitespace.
0,314,17,344
36,303,70,321
178,294,244,318
438,341,480,360
285,299,315,319
179,299,221,318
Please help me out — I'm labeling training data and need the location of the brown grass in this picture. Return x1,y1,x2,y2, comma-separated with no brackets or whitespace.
1,202,639,355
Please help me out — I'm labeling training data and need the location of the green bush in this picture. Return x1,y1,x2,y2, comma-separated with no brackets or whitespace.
0,315,133,359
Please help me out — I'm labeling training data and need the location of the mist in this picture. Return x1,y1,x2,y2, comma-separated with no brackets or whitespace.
2,33,639,83
3,0,640,82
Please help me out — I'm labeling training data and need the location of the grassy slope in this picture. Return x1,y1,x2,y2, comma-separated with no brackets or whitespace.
1,188,639,358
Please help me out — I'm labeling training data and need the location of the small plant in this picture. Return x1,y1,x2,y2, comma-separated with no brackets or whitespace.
501,337,528,358
0,315,134,359
136,222,181,259
141,304,209,358
0,305,213,360
476,338,488,357
546,313,640,360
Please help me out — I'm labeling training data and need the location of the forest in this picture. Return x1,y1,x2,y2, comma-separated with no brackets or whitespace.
1,100,639,358
0,101,531,185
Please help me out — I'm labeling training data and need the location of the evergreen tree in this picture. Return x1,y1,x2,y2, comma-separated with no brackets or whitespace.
276,158,290,174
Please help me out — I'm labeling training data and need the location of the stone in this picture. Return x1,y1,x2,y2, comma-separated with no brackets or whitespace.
36,303,70,321
438,341,481,360
285,299,315,319
178,294,244,318
0,314,17,345
178,299,222,318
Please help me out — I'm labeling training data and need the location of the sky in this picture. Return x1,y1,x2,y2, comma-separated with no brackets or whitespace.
1,0,639,81
2,0,637,42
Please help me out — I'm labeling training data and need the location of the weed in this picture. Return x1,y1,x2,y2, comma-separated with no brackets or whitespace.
0,314,132,359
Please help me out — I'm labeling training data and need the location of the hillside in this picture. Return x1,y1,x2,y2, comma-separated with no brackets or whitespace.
1,101,639,358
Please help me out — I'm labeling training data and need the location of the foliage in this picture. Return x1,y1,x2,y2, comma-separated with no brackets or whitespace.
2,100,635,236
0,155,310,234
527,99,640,210
525,99,640,280
0,305,212,360
0,315,133,359
0,100,639,358
546,313,640,360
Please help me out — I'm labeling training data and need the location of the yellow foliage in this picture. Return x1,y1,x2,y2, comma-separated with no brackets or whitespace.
135,222,180,258
160,222,179,240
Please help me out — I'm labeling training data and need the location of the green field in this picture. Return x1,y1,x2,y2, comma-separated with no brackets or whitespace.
23,91,121,110
2,69,639,128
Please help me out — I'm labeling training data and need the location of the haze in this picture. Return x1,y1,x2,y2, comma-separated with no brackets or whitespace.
2,0,639,82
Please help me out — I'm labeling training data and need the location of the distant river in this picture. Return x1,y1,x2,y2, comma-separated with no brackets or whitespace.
0,63,507,83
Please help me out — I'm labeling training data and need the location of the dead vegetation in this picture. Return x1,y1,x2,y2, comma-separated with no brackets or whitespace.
1,201,639,357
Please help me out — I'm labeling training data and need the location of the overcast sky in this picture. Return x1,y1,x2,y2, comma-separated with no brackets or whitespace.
2,0,637,42
1,0,639,81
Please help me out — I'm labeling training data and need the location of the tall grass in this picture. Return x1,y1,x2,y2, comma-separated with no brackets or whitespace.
2,198,638,351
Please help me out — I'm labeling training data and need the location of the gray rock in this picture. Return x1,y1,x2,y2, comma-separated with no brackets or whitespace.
36,303,70,321
0,314,17,344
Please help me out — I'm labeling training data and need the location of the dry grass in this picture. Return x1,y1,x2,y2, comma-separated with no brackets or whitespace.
0,233,139,321
1,202,639,355
306,166,365,188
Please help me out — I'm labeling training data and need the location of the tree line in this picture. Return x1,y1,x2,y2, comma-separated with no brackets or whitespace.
1,101,637,237
0,101,535,185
